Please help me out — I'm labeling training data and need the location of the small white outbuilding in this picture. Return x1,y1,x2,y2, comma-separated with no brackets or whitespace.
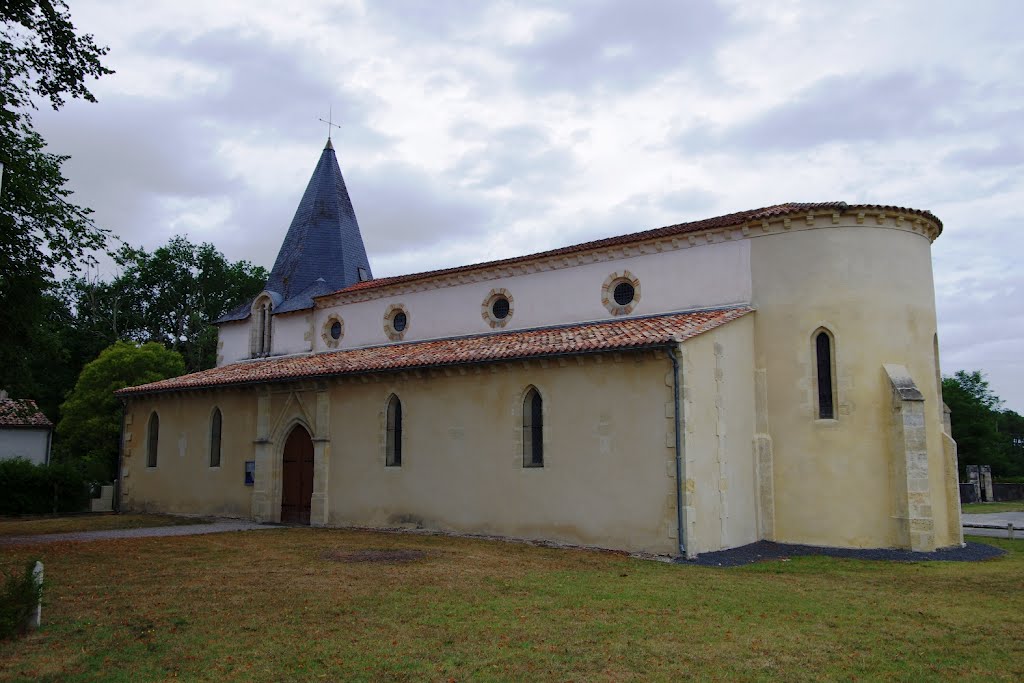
0,390,53,465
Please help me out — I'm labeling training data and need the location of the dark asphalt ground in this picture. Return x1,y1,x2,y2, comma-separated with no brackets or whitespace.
677,540,1007,567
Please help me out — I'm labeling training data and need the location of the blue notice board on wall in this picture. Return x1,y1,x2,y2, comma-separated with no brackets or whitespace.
244,460,255,486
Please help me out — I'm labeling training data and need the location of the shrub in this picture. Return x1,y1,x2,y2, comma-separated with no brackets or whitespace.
0,458,90,515
0,560,43,640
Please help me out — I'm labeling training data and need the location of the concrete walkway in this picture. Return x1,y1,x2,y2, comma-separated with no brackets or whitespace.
962,511,1024,539
0,519,275,546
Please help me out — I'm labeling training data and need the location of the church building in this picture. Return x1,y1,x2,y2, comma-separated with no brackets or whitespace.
116,138,963,558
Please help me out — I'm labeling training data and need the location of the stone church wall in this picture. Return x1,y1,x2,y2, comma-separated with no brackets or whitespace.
748,218,961,550
317,351,681,554
122,390,255,518
678,314,758,556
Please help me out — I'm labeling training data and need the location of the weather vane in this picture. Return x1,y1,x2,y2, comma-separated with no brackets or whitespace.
319,106,341,140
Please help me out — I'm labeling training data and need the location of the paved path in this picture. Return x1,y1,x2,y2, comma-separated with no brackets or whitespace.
0,520,275,546
962,511,1024,539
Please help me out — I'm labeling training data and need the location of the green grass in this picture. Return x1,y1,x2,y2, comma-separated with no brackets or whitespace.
962,501,1024,514
1,530,1022,681
0,514,209,537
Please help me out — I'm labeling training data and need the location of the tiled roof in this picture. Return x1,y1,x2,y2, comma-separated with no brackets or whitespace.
0,399,52,428
118,306,753,396
325,202,941,298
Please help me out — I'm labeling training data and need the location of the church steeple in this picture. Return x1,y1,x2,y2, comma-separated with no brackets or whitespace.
263,140,373,309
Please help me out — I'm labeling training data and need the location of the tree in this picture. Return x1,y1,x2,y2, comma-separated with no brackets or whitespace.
1,1,112,396
56,342,184,481
67,237,268,372
942,370,1009,476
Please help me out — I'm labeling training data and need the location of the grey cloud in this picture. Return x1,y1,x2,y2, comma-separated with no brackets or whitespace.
34,29,400,263
678,71,970,154
447,123,579,191
347,161,493,255
508,0,733,91
944,142,1024,170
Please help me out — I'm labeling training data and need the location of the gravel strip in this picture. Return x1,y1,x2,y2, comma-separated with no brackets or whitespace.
677,540,1007,567
0,520,274,546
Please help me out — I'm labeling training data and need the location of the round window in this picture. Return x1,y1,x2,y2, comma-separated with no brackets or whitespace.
491,296,510,320
392,311,407,332
613,281,635,306
330,321,342,339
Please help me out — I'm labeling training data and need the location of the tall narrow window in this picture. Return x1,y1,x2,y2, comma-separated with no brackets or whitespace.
262,303,272,355
147,412,160,467
815,331,835,419
523,388,543,467
386,395,402,466
210,408,222,468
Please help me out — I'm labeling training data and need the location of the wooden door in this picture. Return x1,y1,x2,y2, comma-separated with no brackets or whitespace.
281,425,314,524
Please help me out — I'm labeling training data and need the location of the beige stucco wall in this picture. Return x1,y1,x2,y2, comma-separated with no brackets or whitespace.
679,314,758,555
749,220,959,549
315,353,680,553
125,345,762,554
122,390,255,517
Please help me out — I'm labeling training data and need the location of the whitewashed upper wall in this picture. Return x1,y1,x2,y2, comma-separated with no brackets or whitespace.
314,239,751,352
218,321,250,366
217,236,751,364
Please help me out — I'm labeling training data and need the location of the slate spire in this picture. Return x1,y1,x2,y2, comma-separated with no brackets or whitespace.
263,139,372,308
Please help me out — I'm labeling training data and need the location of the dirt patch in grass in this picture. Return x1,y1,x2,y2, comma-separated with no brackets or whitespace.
0,514,210,537
321,548,431,563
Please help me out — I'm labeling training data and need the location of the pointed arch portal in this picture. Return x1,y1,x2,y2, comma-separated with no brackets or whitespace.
281,424,314,524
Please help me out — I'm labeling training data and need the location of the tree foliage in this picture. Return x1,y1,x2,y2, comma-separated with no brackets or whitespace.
943,370,1023,478
66,237,268,372
57,342,184,481
1,1,112,397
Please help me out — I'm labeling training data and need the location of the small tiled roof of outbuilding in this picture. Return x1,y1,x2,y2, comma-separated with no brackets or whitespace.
325,202,941,298
117,306,752,396
0,398,52,428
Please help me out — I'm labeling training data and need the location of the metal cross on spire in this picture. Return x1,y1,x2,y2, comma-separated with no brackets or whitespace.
319,106,341,141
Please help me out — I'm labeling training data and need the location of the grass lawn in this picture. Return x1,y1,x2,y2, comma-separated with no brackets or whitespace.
0,514,209,537
1,530,1022,682
962,501,1024,514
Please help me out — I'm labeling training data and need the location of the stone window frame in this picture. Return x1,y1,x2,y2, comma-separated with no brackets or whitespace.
383,392,404,467
383,303,410,341
811,326,838,421
601,270,641,316
146,411,160,468
481,288,515,329
209,406,222,468
321,314,345,349
516,384,548,469
250,293,274,358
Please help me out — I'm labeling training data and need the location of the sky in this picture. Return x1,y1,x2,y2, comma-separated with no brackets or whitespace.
28,0,1024,411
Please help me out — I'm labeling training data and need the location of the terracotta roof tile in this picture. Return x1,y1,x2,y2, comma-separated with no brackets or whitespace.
0,399,52,428
324,202,941,298
118,306,753,397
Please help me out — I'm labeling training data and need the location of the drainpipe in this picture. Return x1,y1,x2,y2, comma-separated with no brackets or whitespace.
666,342,687,557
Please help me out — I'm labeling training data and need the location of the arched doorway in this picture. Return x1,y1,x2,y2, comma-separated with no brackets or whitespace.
281,425,314,524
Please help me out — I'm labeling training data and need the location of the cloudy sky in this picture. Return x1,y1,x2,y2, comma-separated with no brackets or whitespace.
31,0,1024,411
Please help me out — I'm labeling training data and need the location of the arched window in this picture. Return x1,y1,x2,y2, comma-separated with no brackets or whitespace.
523,387,543,467
252,297,273,357
814,330,836,420
210,408,222,468
386,395,402,467
147,412,160,467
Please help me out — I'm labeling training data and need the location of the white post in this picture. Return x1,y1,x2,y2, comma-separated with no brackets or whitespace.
29,561,43,629
1008,523,1015,541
